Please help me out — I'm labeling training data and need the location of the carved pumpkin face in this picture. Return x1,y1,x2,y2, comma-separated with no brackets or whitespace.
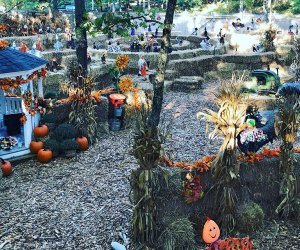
202,218,220,244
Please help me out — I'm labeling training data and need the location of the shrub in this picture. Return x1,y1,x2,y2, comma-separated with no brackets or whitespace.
236,202,264,233
41,113,58,124
53,123,78,141
44,91,58,99
158,218,198,250
60,139,79,151
44,139,60,153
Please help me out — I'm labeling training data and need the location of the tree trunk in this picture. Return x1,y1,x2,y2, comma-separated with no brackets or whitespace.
147,0,177,128
75,0,88,74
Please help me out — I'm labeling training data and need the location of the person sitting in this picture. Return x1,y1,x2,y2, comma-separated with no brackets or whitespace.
46,58,62,72
138,55,146,76
36,37,43,51
203,27,208,37
134,40,140,52
288,25,294,35
107,41,114,53
252,44,258,52
191,28,198,36
101,53,106,64
200,38,211,49
19,42,28,52
168,46,173,53
130,27,135,36
140,33,145,42
114,42,121,53
87,54,92,64
219,35,225,46
179,39,183,46
232,18,245,29
54,39,63,52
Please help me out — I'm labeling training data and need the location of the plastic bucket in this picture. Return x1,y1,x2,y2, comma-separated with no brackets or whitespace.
114,107,123,117
110,119,121,131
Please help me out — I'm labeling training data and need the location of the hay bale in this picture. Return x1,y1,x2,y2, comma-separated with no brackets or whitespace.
217,62,236,72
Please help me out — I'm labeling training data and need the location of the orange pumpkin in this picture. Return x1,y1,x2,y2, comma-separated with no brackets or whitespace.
33,125,49,138
76,136,89,151
37,149,53,163
202,217,220,244
1,158,12,177
30,141,44,154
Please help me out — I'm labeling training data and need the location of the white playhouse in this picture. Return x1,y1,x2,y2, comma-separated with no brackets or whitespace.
0,47,48,159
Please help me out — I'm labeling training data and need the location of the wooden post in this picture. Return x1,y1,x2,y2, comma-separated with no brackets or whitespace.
22,100,31,148
38,77,43,98
0,89,5,115
29,80,34,100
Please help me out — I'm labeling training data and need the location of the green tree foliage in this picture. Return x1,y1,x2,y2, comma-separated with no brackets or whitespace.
291,0,300,14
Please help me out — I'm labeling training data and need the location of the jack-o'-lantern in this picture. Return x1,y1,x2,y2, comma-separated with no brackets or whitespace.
202,217,220,244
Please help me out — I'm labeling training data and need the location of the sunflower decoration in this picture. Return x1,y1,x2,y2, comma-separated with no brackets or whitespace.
0,40,8,50
116,54,129,71
119,76,133,93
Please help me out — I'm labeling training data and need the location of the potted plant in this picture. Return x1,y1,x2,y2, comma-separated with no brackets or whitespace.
60,139,79,158
44,139,60,157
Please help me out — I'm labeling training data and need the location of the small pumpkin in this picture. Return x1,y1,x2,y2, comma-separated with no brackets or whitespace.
37,149,53,163
1,158,12,177
76,136,89,151
30,140,44,154
33,124,49,138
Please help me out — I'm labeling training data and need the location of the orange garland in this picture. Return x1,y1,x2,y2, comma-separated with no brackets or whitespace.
57,87,114,105
161,155,216,172
0,68,47,90
162,147,300,170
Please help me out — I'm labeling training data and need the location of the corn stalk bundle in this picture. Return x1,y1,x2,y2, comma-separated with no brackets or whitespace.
130,107,169,248
198,75,248,233
275,95,300,216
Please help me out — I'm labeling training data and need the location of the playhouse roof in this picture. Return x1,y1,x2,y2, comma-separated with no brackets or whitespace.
0,48,48,78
